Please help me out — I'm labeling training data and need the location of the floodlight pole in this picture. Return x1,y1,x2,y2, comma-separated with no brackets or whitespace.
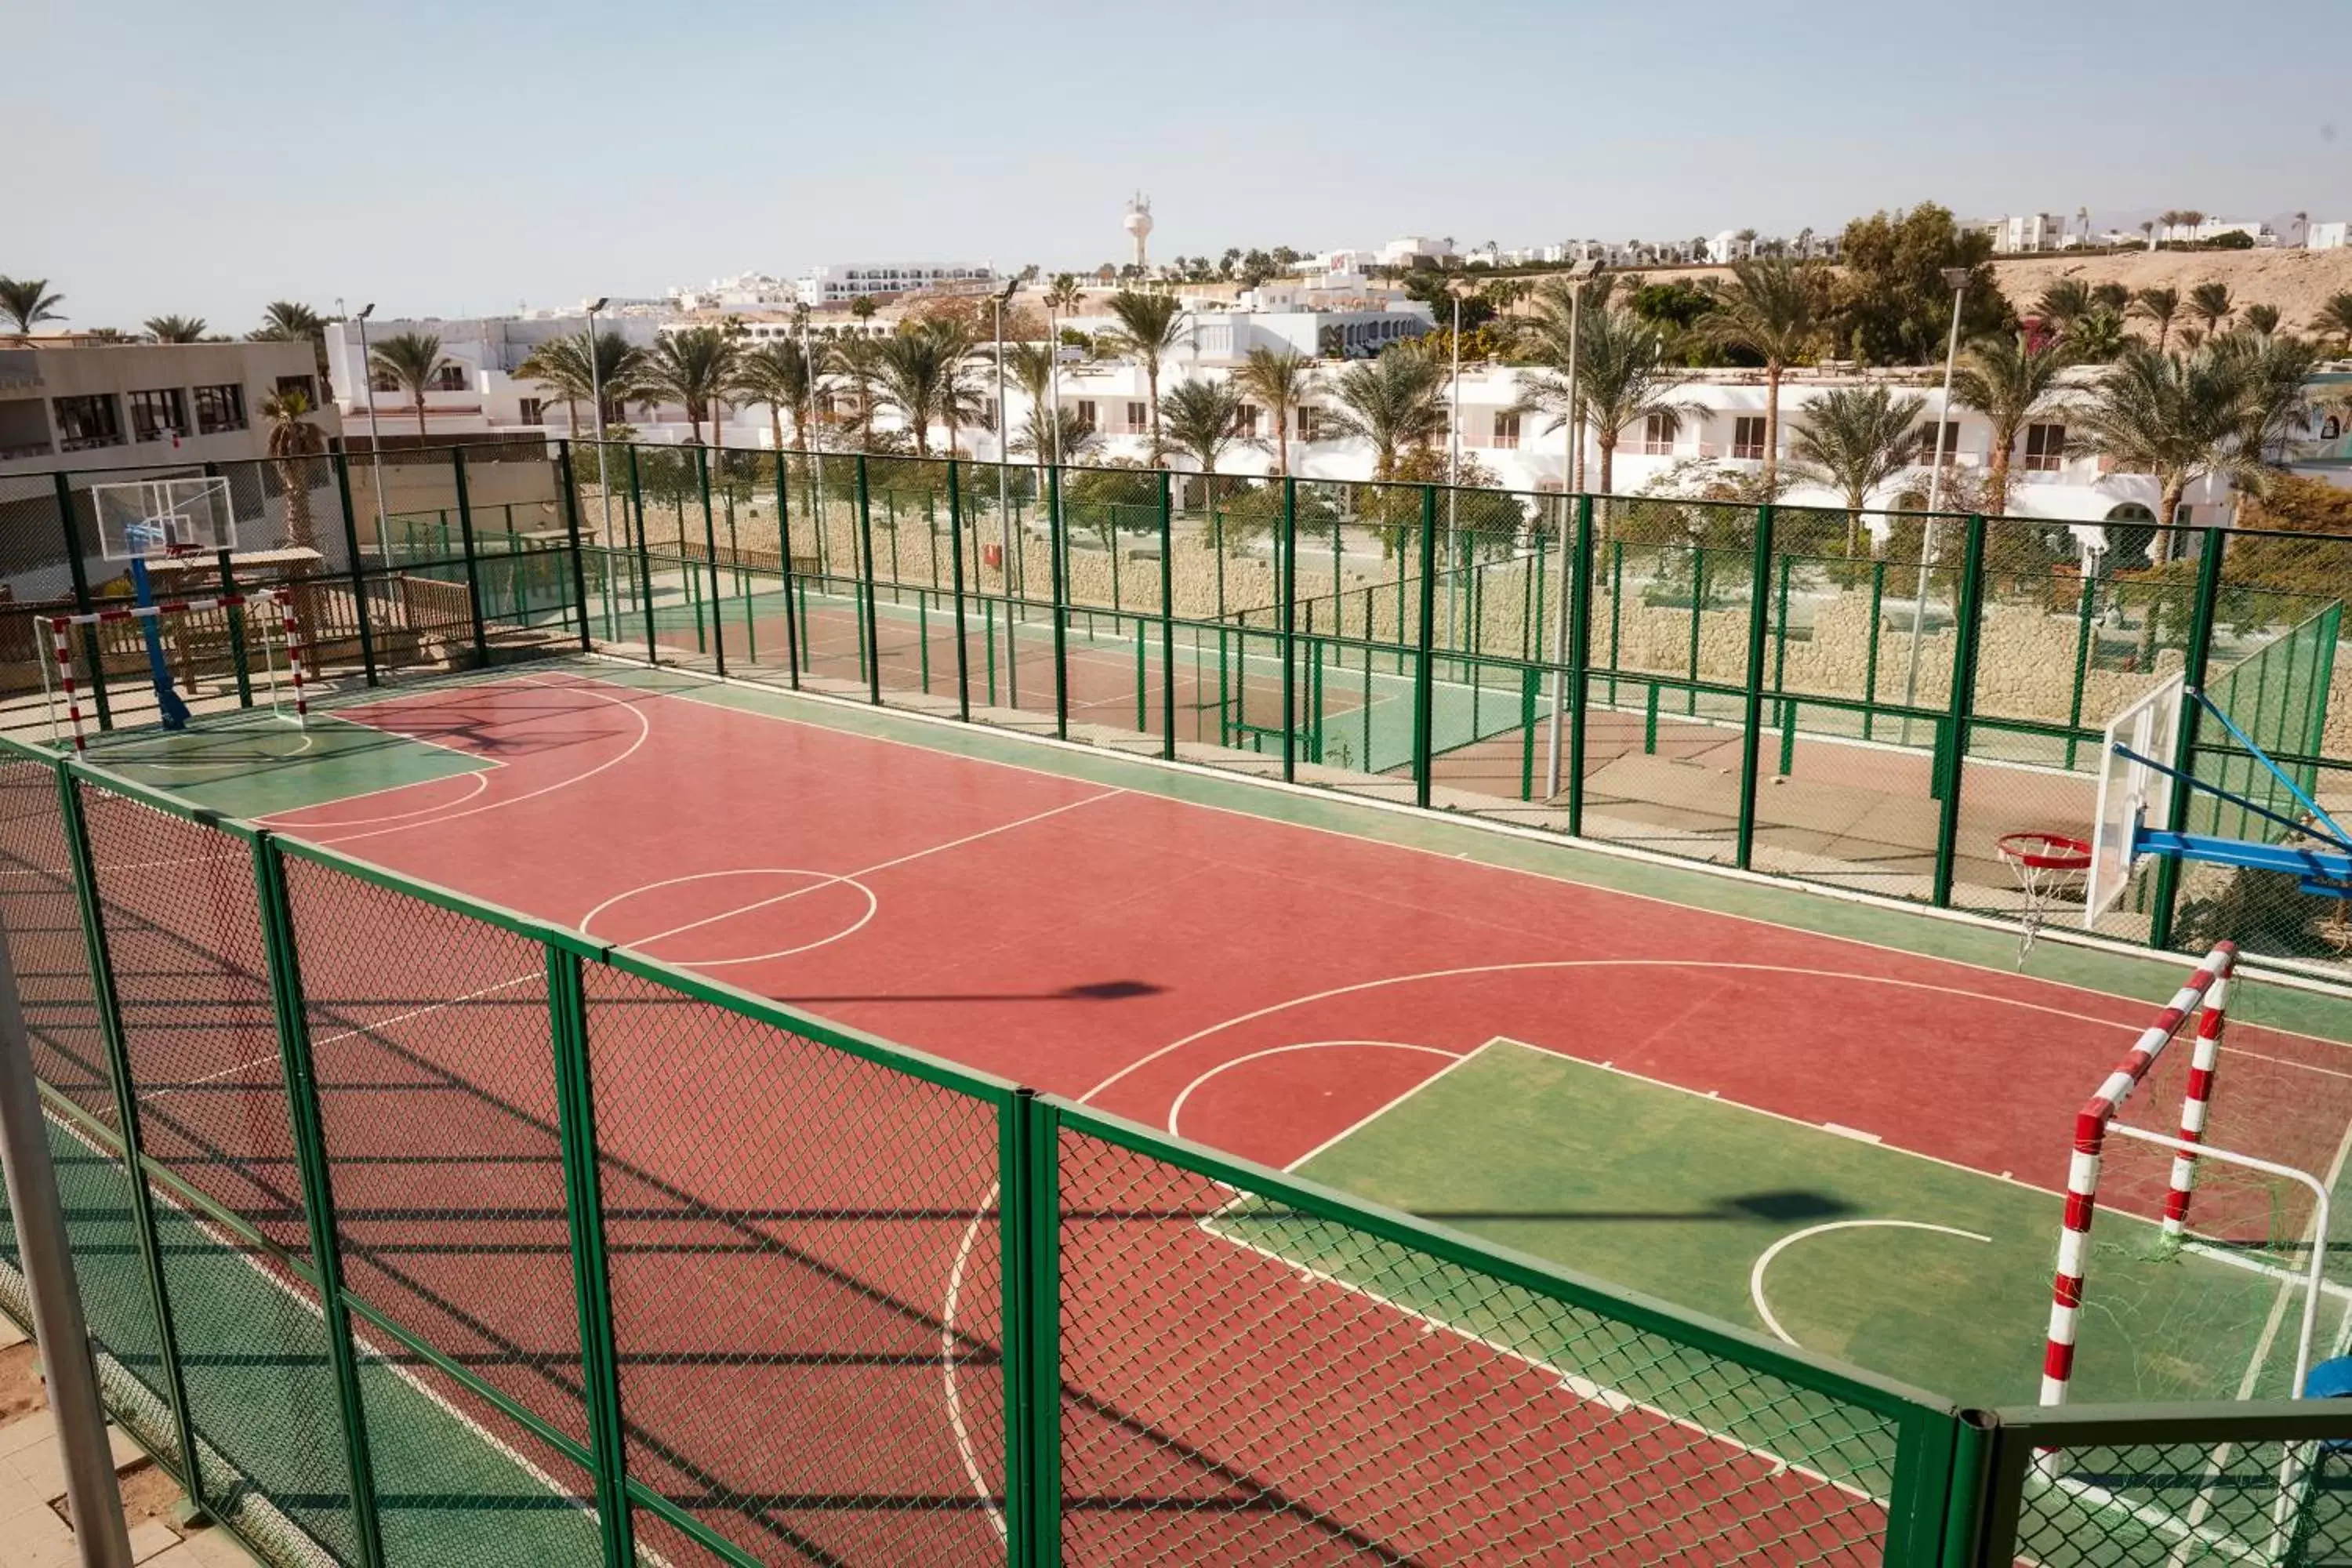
1544,260,1595,800
0,909,136,1568
800,315,828,576
994,281,1020,703
1900,267,1970,746
346,302,391,569
1447,294,1461,649
585,299,615,550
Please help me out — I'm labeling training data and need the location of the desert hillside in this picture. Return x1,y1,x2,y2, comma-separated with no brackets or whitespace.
1988,247,2352,332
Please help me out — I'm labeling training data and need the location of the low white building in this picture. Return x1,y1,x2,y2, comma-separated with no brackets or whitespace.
1984,213,2069,253
1376,235,1455,270
2308,222,2350,251
0,339,335,476
323,314,669,440
796,263,995,307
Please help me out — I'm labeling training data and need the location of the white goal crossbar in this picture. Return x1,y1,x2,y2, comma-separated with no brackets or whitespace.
41,590,310,753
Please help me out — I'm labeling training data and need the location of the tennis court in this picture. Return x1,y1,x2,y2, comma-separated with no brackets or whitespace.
23,659,2352,1564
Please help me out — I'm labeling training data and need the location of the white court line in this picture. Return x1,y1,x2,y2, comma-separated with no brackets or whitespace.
583,869,880,969
266,770,492,829
299,675,653,848
1748,1221,1991,1349
1165,1040,1461,1142
619,788,1123,954
1282,1040,1497,1173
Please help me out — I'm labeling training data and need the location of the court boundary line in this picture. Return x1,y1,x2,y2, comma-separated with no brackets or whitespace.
600,656,2352,1015
1163,1039,1461,1142
1279,1039,1500,1173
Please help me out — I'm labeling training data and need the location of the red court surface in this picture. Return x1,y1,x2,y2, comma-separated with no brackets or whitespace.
264,670,2352,1186
154,668,2344,1564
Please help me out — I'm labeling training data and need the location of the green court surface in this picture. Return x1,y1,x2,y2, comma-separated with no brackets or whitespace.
78,712,489,820
6,1112,598,1566
1270,1040,2344,1410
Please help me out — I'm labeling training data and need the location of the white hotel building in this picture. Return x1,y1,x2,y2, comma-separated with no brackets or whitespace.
797,264,996,307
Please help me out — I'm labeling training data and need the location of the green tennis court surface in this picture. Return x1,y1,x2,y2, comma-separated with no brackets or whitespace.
78,711,490,821
1258,1040,2345,1409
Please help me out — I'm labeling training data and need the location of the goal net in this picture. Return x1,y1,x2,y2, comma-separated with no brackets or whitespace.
40,590,311,753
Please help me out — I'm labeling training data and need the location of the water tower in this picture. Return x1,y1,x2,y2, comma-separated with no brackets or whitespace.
1124,192,1154,274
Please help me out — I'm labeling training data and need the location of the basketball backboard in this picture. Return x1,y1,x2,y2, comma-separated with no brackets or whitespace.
2085,674,2184,927
90,476,235,561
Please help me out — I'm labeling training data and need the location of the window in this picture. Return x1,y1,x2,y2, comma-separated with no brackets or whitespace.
1492,411,1520,449
193,383,247,434
1076,400,1098,432
1297,406,1320,442
1233,403,1260,438
1124,401,1146,434
275,374,317,407
430,365,467,392
517,397,544,425
1643,413,1676,456
1732,416,1767,461
127,387,186,443
2024,422,2066,472
370,371,400,394
53,394,122,452
982,397,997,429
1915,421,1960,463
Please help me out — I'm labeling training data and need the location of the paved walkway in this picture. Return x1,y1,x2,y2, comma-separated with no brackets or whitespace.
0,1315,256,1567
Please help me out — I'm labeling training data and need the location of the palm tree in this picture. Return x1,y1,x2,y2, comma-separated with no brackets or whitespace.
2243,303,2283,336
2076,205,2091,245
1322,346,1449,480
1511,288,1691,496
2070,343,2271,535
2140,220,2157,249
143,315,207,343
1101,289,1188,456
252,300,332,385
368,331,446,440
2129,287,2182,350
1233,347,1316,474
1948,332,2070,514
869,321,985,457
515,331,594,435
260,387,328,555
849,296,878,328
1044,274,1086,315
1159,378,1250,481
1000,341,1059,477
1009,407,1102,467
1788,386,1926,554
1699,256,1824,488
731,339,820,456
638,326,740,447
2187,281,2234,334
2314,292,2352,350
2063,309,2130,364
2296,211,2310,245
0,278,63,337
2034,279,2092,328
2091,282,2130,314
2213,327,2326,461
826,336,884,448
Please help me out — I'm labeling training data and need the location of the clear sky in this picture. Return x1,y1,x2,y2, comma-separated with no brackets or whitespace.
17,0,2350,331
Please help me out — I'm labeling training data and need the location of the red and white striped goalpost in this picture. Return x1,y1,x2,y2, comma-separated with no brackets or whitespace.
43,589,308,753
2042,941,2235,1407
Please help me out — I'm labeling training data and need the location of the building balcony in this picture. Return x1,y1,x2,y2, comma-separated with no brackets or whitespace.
0,440,55,462
58,433,127,454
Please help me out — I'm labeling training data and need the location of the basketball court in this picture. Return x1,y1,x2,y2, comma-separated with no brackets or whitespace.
58,657,2352,1423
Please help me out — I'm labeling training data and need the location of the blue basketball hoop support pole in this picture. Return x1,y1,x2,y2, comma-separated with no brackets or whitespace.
128,556,191,731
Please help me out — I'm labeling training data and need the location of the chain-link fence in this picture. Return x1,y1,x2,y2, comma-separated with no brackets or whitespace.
9,735,2342,1563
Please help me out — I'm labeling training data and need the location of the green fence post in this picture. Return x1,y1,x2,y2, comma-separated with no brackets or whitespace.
775,456,803,690
201,462,254,709
1281,477,1299,783
52,473,114,732
1864,558,1886,742
1413,485,1439,810
946,459,971,722
1772,550,1792,727
855,455,883,703
546,943,638,1568
451,448,491,666
2065,570,2097,771
1685,545,1704,717
1607,536,1624,706
1933,1410,1996,1568
695,447,728,678
626,447,657,662
1736,504,1777,871
2149,527,2229,949
1000,1089,1061,1566
1047,464,1069,739
250,836,387,1568
1159,472,1176,759
1566,497,1596,837
332,449,379,686
557,442,592,653
1930,515,1989,908
52,764,203,1512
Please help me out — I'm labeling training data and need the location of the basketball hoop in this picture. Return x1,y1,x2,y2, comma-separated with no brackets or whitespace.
1998,831,2092,965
